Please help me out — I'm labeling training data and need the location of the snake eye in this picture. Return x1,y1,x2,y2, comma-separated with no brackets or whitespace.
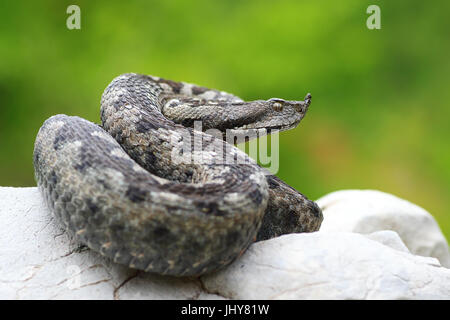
272,102,283,112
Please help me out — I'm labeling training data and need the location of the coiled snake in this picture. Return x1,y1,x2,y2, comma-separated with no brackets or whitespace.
33,73,323,276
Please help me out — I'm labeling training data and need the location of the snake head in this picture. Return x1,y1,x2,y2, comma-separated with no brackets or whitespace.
226,93,312,143
248,93,312,132
268,94,311,115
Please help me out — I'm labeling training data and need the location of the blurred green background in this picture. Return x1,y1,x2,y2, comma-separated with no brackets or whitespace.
0,1,449,239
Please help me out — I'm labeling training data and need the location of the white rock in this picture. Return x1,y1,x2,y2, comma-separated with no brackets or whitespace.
1,187,449,300
365,230,410,253
0,187,212,300
317,190,450,268
202,232,450,299
115,272,224,300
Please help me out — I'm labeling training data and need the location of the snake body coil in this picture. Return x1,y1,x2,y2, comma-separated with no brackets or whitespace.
33,73,323,276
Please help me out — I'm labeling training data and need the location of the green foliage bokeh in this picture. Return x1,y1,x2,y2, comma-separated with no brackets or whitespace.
0,0,449,239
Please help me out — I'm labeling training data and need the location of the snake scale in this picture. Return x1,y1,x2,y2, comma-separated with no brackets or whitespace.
33,73,323,276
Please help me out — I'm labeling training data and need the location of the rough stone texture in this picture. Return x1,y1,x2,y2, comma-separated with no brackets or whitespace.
1,187,449,299
365,230,410,253
0,187,218,300
316,189,450,267
202,232,450,299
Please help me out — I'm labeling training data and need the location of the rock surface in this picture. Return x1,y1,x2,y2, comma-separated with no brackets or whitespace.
316,189,450,267
0,187,449,299
202,232,449,299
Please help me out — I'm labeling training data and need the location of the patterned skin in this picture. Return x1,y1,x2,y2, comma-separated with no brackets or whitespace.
33,73,322,276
